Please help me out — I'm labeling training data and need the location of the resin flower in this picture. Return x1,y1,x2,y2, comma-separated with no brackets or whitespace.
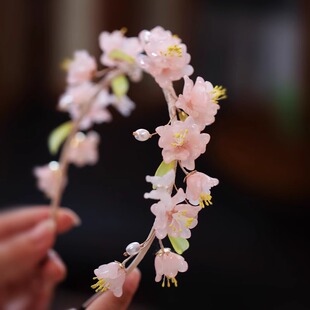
33,161,66,199
176,76,221,130
154,248,188,287
58,82,98,112
110,94,135,117
150,188,200,239
67,131,100,167
91,262,126,297
59,85,113,130
144,169,175,200
138,26,193,88
99,29,143,81
156,116,210,170
67,50,97,85
186,171,219,207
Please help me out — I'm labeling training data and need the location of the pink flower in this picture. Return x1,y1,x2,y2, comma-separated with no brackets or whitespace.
150,188,200,239
67,50,97,85
110,94,135,117
186,171,219,207
67,131,100,167
33,161,66,199
138,26,193,88
59,85,113,130
154,248,188,287
99,30,143,81
144,170,175,201
176,76,220,130
92,262,126,297
156,116,210,170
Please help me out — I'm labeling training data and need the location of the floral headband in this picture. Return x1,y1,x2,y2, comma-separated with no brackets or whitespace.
34,26,226,303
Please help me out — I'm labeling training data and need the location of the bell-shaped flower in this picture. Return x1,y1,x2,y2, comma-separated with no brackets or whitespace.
91,261,126,297
138,26,193,88
99,29,143,82
186,171,219,207
151,188,200,239
144,170,175,201
154,248,188,287
176,76,221,130
67,131,100,167
33,161,66,200
156,116,210,171
66,50,97,85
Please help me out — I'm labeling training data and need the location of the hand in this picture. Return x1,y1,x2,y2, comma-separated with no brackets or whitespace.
0,205,80,310
86,268,141,310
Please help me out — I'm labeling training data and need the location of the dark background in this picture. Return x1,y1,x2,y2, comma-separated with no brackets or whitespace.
0,0,309,309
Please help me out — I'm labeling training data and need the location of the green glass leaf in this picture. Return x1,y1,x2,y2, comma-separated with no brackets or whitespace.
109,49,135,63
48,121,73,155
155,160,176,177
168,236,190,254
178,110,188,121
111,74,129,98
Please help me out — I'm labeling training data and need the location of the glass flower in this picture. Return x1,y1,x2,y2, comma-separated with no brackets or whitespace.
156,116,210,170
154,248,188,287
67,50,97,85
150,188,200,239
99,29,143,82
33,161,66,199
138,26,193,88
59,86,113,130
186,171,219,207
67,131,100,167
176,75,220,130
91,261,126,297
110,94,135,117
144,170,175,200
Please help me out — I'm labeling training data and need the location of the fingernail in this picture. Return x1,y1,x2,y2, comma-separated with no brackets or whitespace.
30,219,55,243
63,208,82,226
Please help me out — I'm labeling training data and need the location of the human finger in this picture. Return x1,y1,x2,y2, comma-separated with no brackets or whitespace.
25,249,67,310
0,206,81,240
0,219,55,284
86,268,141,310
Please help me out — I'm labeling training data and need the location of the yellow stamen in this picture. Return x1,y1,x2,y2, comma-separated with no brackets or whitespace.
60,58,72,71
211,85,227,103
171,129,188,147
199,193,213,207
120,27,127,34
161,44,183,57
91,277,109,293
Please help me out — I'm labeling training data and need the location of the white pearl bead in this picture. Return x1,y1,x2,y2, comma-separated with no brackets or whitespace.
125,242,141,256
133,129,151,141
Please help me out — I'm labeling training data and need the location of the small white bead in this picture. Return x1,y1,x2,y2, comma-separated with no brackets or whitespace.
133,129,151,142
125,242,141,256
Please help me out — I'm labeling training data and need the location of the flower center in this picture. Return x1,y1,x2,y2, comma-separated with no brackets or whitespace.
171,129,188,147
161,45,182,57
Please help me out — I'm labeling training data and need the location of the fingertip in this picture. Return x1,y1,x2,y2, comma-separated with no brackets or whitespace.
56,208,82,233
42,249,67,283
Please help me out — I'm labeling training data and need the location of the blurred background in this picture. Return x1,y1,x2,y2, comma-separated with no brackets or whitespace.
0,0,309,309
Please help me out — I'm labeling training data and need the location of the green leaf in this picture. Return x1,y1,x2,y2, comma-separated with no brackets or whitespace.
109,49,135,63
168,236,189,254
178,110,188,121
111,74,129,98
48,121,73,155
155,160,176,177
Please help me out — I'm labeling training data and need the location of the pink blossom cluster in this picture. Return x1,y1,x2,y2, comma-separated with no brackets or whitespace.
33,26,226,299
